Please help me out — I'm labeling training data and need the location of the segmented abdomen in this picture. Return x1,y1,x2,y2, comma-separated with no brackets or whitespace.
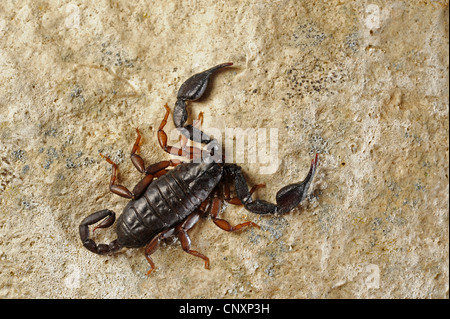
115,162,221,248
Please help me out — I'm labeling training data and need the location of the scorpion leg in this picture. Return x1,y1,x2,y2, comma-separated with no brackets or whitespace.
210,190,259,232
226,154,319,215
130,128,146,173
223,181,266,205
79,209,122,255
128,128,184,198
177,211,210,270
100,154,134,199
101,131,184,199
174,63,233,147
144,228,176,276
158,103,208,160
131,127,184,175
179,111,204,151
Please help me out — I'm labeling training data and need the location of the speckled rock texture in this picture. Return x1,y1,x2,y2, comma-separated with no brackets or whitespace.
0,0,448,298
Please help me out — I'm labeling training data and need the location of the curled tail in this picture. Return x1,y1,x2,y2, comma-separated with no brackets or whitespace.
79,209,122,255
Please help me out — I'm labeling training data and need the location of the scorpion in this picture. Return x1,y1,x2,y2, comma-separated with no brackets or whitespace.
79,63,319,275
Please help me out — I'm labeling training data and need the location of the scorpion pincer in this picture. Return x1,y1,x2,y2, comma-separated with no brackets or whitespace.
79,63,319,275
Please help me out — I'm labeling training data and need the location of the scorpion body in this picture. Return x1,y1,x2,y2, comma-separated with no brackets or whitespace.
117,161,222,249
79,63,319,275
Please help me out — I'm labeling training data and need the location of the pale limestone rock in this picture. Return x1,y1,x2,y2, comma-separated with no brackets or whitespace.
0,0,448,298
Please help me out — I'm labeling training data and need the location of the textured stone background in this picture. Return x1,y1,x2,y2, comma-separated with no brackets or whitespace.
0,0,448,298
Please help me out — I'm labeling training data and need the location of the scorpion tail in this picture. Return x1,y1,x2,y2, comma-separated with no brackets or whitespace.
79,209,122,255
227,154,319,215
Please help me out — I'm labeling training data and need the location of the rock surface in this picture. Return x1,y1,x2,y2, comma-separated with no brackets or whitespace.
0,0,448,298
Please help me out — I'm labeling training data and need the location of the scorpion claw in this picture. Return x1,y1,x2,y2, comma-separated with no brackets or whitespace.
173,63,233,148
227,153,319,215
274,153,318,214
176,62,233,102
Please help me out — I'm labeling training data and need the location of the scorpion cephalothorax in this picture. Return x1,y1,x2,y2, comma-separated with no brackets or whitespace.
79,63,319,275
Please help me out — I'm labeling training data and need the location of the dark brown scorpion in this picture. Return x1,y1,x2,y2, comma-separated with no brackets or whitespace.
79,63,319,275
